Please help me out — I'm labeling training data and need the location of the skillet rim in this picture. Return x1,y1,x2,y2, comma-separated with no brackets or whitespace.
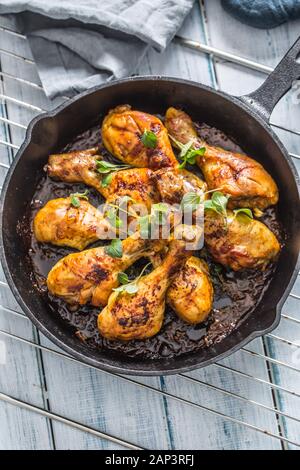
1,75,300,376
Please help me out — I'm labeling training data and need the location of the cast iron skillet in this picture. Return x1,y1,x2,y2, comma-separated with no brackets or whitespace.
1,38,300,376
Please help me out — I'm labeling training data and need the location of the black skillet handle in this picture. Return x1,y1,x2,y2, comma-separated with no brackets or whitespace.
239,36,300,121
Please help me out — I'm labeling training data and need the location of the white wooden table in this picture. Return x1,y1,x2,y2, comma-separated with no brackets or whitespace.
1,0,300,450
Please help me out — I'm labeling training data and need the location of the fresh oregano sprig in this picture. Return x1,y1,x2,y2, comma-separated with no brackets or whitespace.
204,191,229,218
105,199,170,239
70,190,89,207
204,193,253,222
96,160,131,187
113,262,152,295
105,238,123,258
169,135,206,169
138,203,169,238
180,192,203,212
181,190,253,224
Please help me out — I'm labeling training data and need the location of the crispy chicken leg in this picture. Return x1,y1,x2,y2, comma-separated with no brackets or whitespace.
165,107,278,209
47,148,103,193
47,149,158,208
98,235,195,341
102,105,178,170
151,252,213,324
33,197,113,250
168,257,213,324
47,233,162,306
204,210,280,271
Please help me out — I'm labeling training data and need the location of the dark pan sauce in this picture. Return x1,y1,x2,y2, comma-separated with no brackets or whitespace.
27,121,284,360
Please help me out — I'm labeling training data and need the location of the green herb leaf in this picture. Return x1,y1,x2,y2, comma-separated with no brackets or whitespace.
96,160,131,188
112,284,127,294
117,272,129,285
211,191,228,214
113,282,139,295
203,199,220,214
105,239,123,258
101,173,113,187
115,218,123,229
178,161,186,170
187,147,206,161
204,191,229,218
180,192,202,211
114,262,151,296
96,160,121,173
233,208,253,220
175,138,206,169
106,209,123,229
152,202,169,213
70,195,80,207
179,140,194,159
141,130,158,149
178,148,206,169
70,190,89,207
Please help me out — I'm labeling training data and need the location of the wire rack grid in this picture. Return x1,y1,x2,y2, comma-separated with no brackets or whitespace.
0,16,300,450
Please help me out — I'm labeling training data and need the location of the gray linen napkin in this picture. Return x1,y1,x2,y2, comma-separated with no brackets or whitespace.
0,0,195,98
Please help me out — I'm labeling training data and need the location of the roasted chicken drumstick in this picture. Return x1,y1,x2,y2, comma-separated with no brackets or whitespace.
204,210,280,271
47,148,102,192
165,107,278,210
48,150,158,208
102,105,178,169
151,252,213,325
33,197,113,250
167,257,213,324
47,233,162,306
98,228,199,341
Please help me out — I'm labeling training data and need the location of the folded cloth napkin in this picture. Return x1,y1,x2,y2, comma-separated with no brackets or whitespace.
221,0,300,29
0,1,194,98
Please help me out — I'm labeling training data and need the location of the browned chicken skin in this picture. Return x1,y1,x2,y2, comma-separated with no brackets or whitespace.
47,148,102,193
102,105,178,170
151,253,213,324
47,233,162,306
47,149,158,208
98,235,195,341
204,210,280,271
165,107,279,210
166,257,213,324
33,197,112,250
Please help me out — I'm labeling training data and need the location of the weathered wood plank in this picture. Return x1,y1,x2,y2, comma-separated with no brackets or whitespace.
0,255,54,449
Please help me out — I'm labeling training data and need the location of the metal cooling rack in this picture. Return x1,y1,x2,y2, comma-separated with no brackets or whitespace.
0,18,300,450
